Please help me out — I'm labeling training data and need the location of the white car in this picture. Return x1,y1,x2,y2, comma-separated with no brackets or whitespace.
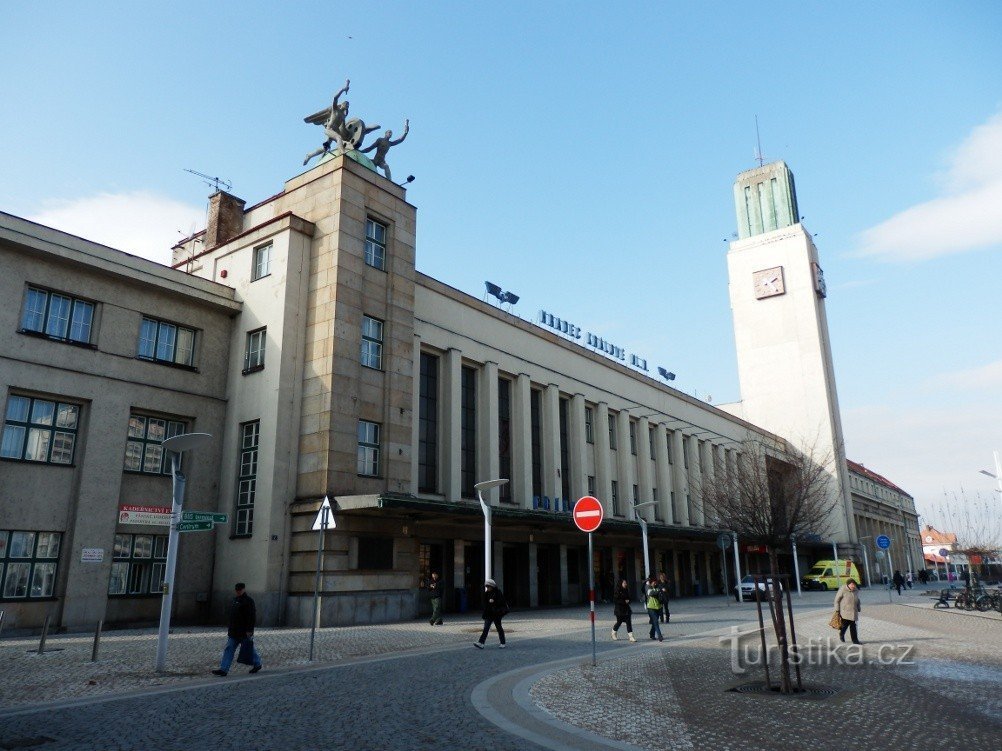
734,575,782,601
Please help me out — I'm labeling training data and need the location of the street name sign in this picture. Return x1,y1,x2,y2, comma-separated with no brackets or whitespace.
180,511,228,524
176,521,213,532
573,496,604,533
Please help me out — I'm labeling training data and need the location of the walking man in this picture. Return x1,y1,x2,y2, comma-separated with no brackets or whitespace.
474,578,508,649
212,582,262,676
426,571,444,625
645,575,664,642
611,579,636,641
893,570,905,596
657,571,671,623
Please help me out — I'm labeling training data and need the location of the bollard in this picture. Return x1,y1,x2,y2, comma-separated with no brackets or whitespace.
91,619,103,662
38,614,51,655
0,610,5,641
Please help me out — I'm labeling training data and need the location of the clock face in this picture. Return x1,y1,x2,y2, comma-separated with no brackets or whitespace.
813,263,827,298
752,266,785,299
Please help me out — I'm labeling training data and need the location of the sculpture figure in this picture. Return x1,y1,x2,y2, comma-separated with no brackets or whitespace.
302,79,380,165
360,119,409,181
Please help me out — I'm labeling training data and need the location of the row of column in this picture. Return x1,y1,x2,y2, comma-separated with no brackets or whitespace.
856,514,921,579
413,346,739,528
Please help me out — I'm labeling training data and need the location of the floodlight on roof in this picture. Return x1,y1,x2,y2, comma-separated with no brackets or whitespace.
485,281,503,300
657,367,676,382
501,291,519,306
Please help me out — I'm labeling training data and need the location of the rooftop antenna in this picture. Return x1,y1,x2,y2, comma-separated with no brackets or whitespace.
754,115,765,167
184,168,233,193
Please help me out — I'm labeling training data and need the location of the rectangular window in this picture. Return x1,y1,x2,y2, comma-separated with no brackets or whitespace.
0,530,61,600
108,532,167,596
587,475,596,496
234,421,259,537
498,377,512,502
244,328,266,373
124,413,186,474
608,414,617,450
559,397,570,503
653,488,661,521
361,316,383,370
1,394,79,465
418,353,438,493
611,480,620,516
632,484,639,506
461,366,477,498
364,218,387,270
629,421,637,455
683,439,689,469
252,243,272,281
20,287,95,345
584,406,594,444
137,316,196,367
357,536,393,570
649,428,656,460
530,390,542,498
357,420,380,477
666,430,674,464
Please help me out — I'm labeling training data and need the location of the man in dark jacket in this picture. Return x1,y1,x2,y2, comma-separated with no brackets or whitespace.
893,570,905,596
474,578,508,649
212,582,263,676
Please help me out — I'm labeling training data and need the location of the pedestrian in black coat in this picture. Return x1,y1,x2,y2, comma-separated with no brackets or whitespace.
611,579,636,642
474,578,508,649
212,582,262,676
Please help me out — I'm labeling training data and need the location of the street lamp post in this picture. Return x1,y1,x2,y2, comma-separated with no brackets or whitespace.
790,535,802,596
858,535,874,588
156,432,212,672
475,479,509,583
732,532,743,603
632,501,657,581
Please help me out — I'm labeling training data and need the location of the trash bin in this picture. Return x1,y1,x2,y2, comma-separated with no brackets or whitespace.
456,587,468,613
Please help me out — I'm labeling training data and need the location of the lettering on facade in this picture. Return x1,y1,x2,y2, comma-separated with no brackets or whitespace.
538,310,655,374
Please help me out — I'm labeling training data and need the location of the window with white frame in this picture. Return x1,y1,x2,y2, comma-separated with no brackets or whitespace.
20,287,95,344
1,394,79,464
0,530,61,600
108,533,167,596
124,414,186,474
234,421,259,537
252,243,273,281
244,328,266,372
364,218,387,270
357,420,380,476
137,317,196,367
361,316,383,369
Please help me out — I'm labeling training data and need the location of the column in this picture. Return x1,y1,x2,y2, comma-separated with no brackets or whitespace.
473,360,500,503
595,402,613,515
616,409,633,517
671,549,680,596
568,394,588,503
542,384,562,505
512,373,533,507
637,417,653,519
442,348,462,501
687,435,704,526
453,539,466,591
410,334,421,494
653,423,672,523
559,544,570,604
670,430,689,525
528,542,539,607
700,440,716,525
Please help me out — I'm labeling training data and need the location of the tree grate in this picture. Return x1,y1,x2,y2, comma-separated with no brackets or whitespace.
727,681,840,700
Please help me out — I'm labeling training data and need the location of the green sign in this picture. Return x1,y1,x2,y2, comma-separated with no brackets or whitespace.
180,511,228,524
176,521,213,532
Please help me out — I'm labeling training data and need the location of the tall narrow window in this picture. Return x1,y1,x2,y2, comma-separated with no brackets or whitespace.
584,406,594,444
649,427,656,460
137,317,196,367
559,397,570,502
629,421,637,455
361,316,383,369
364,218,387,270
460,366,477,498
124,414,185,474
611,481,620,516
498,377,512,502
666,430,674,464
587,475,596,496
234,420,259,537
244,328,266,372
252,243,273,281
418,352,438,493
357,420,381,477
608,414,617,450
1,395,79,465
530,389,542,498
19,287,94,344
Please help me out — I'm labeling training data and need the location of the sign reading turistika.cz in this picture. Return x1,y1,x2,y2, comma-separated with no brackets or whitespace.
538,309,652,373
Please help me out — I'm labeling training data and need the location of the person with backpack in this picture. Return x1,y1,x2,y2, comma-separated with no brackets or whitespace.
645,575,664,642
611,578,636,642
474,578,509,649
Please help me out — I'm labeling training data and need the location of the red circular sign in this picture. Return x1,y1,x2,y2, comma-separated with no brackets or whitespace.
573,496,604,533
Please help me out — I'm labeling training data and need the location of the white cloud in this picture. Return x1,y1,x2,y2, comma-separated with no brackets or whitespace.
937,359,1002,390
29,191,204,266
856,111,1002,262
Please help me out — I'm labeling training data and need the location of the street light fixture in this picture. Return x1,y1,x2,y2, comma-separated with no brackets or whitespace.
979,450,1002,498
155,432,212,672
475,479,509,583
632,501,657,581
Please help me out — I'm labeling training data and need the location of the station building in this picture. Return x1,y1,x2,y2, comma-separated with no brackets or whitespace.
0,148,916,630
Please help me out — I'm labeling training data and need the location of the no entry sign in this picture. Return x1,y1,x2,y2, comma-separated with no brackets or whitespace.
573,496,604,533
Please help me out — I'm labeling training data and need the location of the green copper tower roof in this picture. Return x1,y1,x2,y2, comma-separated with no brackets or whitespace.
733,161,800,240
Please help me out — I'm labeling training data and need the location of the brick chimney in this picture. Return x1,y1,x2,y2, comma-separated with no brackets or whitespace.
205,191,246,248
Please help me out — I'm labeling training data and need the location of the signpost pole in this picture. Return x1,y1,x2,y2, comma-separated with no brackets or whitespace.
155,453,185,672
861,544,872,588
588,530,596,667
721,545,728,605
732,533,743,603
832,540,841,591
309,504,329,662
886,544,895,604
791,536,802,596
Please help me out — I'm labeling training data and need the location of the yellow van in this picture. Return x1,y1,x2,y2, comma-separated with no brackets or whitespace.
802,560,861,591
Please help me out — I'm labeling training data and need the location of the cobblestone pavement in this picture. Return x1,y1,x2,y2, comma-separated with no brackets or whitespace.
0,586,997,750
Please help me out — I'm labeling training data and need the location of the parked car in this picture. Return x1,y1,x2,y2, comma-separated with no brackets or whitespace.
734,575,782,601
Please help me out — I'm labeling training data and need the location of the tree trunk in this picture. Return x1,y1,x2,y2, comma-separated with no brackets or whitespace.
768,548,792,693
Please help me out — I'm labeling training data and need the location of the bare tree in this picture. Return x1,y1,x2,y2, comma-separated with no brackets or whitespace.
700,438,841,693
934,490,1002,585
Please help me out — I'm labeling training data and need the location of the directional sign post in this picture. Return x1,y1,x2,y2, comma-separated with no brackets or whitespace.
310,495,335,661
876,535,893,603
573,496,604,666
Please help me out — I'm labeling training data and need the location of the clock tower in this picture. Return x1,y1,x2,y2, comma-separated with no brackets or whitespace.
722,161,855,544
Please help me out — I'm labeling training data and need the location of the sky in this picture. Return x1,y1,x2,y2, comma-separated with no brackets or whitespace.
3,2,1000,527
